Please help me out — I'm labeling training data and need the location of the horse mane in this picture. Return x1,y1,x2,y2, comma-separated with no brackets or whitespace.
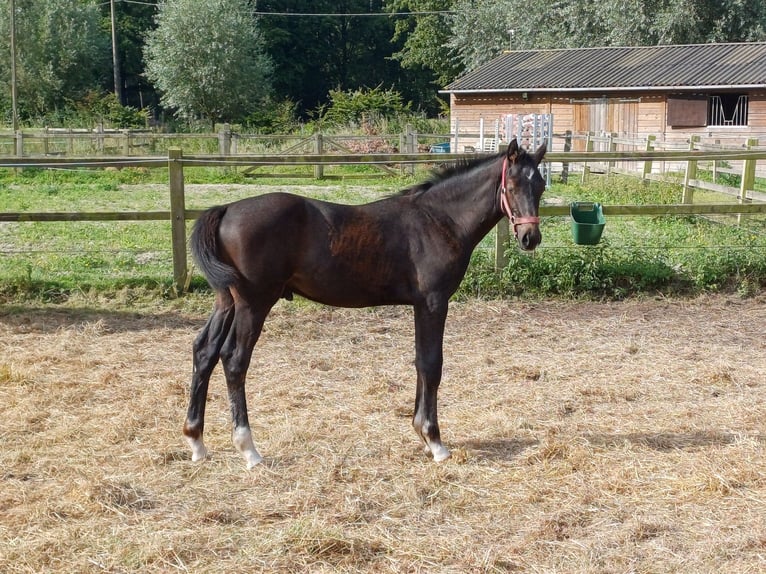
397,151,505,197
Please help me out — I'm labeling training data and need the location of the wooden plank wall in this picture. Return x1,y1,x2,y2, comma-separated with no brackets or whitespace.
451,90,766,147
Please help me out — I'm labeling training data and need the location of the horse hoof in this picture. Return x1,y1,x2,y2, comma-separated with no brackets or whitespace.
187,437,208,462
244,451,263,469
431,445,451,462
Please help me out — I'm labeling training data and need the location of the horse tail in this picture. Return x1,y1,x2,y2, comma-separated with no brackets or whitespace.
190,206,241,291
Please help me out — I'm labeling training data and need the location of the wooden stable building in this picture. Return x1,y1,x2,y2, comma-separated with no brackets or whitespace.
442,42,766,151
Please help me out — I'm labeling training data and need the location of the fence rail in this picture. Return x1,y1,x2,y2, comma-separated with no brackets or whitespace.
2,146,766,291
0,126,448,159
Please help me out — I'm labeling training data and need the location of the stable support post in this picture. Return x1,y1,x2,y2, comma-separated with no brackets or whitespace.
168,148,188,294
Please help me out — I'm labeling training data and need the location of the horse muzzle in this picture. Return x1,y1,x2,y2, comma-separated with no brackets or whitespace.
512,216,541,251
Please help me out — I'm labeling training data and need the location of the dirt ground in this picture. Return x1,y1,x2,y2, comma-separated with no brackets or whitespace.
1,294,765,573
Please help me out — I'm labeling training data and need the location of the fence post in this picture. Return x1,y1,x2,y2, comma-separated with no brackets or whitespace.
314,132,324,179
682,135,699,204
561,130,572,183
168,148,188,293
495,220,510,271
218,123,232,155
97,123,105,154
738,138,758,224
406,124,415,176
14,130,23,157
453,117,460,155
712,139,720,181
581,132,593,183
607,132,617,177
399,130,406,175
122,129,130,156
642,134,656,182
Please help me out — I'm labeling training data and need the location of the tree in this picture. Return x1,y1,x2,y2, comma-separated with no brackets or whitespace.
99,0,160,111
144,0,273,128
257,0,417,117
447,0,766,73
0,0,109,121
387,0,463,86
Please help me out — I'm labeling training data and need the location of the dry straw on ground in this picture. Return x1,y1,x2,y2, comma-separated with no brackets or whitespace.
1,294,765,573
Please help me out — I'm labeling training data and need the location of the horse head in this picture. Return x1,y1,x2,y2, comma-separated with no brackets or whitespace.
500,138,547,251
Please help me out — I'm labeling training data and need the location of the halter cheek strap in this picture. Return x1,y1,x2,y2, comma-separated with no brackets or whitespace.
500,157,540,237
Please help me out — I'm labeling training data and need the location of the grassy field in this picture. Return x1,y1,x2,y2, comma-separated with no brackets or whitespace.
1,294,765,572
1,166,766,300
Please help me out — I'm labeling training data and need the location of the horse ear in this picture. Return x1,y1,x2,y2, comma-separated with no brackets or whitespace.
506,138,519,163
533,141,547,166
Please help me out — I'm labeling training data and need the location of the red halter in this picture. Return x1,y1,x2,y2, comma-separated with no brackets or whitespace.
500,157,540,237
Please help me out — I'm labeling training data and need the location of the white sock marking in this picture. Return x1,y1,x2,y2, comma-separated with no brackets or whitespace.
186,436,208,462
232,426,263,469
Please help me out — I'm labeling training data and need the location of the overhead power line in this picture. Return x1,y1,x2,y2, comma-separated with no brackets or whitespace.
253,11,457,17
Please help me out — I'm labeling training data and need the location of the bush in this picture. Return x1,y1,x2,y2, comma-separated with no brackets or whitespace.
314,86,411,131
244,98,301,134
455,175,766,300
73,92,149,129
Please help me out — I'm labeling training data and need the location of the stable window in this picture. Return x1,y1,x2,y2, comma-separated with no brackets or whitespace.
667,96,707,127
708,94,748,126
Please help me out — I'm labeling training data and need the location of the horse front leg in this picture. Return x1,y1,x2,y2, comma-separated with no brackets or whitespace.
412,300,451,462
183,291,234,462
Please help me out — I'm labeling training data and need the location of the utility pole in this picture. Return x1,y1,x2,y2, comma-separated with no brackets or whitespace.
10,0,18,130
110,0,123,104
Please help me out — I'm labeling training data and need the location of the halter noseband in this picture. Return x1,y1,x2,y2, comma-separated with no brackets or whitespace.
500,156,540,237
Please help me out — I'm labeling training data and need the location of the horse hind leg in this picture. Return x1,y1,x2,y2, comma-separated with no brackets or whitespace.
219,296,273,469
183,290,234,462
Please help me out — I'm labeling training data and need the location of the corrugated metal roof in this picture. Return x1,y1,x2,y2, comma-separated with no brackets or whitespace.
443,43,766,93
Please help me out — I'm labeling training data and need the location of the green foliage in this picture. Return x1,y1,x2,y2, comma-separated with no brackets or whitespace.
144,0,273,127
0,0,109,121
315,86,411,129
244,98,301,134
388,0,462,86
73,92,148,129
562,175,681,205
456,175,766,300
3,0,766,127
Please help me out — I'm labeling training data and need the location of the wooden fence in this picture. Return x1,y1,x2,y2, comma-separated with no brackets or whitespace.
2,146,766,292
0,125,447,160
566,132,766,200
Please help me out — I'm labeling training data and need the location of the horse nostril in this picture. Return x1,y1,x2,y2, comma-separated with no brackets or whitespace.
520,229,540,251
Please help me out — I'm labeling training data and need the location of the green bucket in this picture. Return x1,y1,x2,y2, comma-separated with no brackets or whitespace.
570,202,605,245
